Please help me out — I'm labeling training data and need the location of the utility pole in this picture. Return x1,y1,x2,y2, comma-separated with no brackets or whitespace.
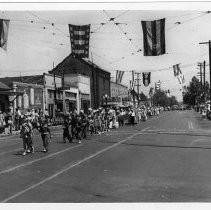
203,60,206,102
135,72,141,106
199,40,211,101
132,70,135,107
62,69,66,115
197,62,203,90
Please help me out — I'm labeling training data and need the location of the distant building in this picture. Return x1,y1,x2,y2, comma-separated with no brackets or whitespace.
0,81,13,112
64,74,91,113
49,53,111,108
0,76,44,114
0,73,91,116
110,81,129,106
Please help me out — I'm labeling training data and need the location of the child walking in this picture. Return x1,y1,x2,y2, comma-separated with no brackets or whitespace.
39,120,51,152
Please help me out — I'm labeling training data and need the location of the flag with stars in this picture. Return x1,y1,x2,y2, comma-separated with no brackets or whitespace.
141,19,166,56
0,19,10,51
69,24,90,58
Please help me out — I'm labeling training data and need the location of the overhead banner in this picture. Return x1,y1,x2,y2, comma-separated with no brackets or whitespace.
0,19,9,51
116,70,124,84
173,64,185,84
178,74,185,84
141,18,166,56
69,24,90,58
142,72,151,87
173,64,182,77
130,80,135,90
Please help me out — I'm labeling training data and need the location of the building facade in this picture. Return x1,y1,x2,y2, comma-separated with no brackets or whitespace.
64,74,91,113
49,54,111,108
110,81,129,106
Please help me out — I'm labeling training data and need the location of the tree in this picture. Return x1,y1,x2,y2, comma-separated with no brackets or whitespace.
152,90,178,107
183,76,209,105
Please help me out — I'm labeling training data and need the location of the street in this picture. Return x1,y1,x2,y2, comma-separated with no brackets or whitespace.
1,110,211,202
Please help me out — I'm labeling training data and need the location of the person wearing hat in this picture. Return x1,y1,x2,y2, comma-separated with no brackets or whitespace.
20,116,34,156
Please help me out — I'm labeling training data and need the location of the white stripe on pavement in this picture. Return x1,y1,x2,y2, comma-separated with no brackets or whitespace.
0,127,149,203
0,144,82,176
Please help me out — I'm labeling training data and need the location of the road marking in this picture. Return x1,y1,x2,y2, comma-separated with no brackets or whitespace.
0,128,149,203
0,144,82,176
190,138,211,145
188,121,193,130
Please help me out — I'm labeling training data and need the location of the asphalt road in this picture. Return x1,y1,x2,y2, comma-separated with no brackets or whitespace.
1,110,211,202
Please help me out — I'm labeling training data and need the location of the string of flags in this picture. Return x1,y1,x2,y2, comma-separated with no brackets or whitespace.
0,19,9,51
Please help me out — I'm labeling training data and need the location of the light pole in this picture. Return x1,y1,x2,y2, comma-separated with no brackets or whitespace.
103,94,108,107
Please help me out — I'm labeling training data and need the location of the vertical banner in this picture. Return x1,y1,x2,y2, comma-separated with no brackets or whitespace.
173,64,185,84
173,64,182,77
141,18,166,56
116,70,125,84
69,24,90,58
142,72,151,87
130,80,135,90
0,19,10,51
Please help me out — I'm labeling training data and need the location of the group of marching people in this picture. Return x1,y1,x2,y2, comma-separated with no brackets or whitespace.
18,105,162,156
19,112,51,156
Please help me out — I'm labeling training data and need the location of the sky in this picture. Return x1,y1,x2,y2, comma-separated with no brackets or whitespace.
1,5,211,102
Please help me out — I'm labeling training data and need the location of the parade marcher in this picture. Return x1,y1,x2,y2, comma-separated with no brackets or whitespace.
0,111,5,134
88,115,94,135
39,120,51,152
130,109,135,126
14,107,21,131
63,118,72,143
75,115,82,144
81,111,88,139
20,116,34,156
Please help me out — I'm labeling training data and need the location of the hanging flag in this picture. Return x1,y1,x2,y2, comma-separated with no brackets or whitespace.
155,81,161,90
142,72,151,87
130,80,135,90
68,24,90,58
116,70,125,84
181,75,185,84
141,18,166,56
0,19,9,51
173,64,182,77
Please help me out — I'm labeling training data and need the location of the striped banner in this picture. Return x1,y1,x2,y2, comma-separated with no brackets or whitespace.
0,19,9,51
141,18,165,56
116,70,125,84
130,80,135,90
69,24,90,58
173,64,182,77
